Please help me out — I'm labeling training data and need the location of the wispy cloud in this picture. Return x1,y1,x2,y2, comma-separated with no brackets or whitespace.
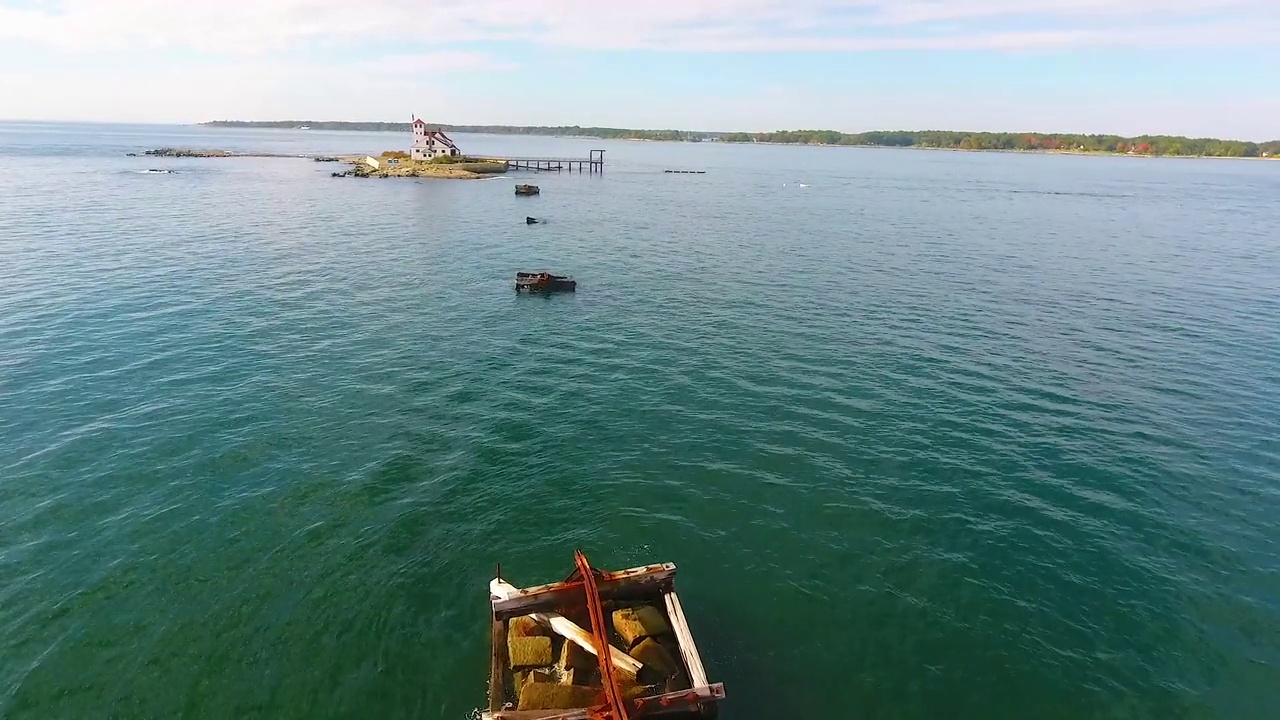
354,51,518,74
1,0,1276,133
1,0,1277,54
865,0,1262,25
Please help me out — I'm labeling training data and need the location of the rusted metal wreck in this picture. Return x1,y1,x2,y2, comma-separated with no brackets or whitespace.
484,551,725,719
516,272,576,293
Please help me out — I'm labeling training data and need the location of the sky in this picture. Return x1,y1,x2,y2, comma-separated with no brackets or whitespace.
0,0,1277,139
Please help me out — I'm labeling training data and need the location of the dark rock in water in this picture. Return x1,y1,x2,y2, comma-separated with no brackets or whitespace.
126,152,137,157
313,156,340,163
526,216,540,224
145,147,233,158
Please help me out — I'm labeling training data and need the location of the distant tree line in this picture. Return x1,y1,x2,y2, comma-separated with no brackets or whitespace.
201,121,717,142
201,121,1279,157
716,130,1280,157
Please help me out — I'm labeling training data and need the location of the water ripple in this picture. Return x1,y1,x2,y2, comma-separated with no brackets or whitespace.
2,124,1279,719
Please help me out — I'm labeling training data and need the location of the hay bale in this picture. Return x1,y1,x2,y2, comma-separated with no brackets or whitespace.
630,637,679,678
508,635,553,670
514,668,554,695
509,615,548,638
558,636,597,672
518,682,601,711
611,606,670,647
634,605,670,633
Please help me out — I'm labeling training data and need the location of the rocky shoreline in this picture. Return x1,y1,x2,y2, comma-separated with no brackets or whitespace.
141,147,298,158
344,159,508,180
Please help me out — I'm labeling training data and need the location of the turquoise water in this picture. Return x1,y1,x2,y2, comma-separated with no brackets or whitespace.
2,122,1278,719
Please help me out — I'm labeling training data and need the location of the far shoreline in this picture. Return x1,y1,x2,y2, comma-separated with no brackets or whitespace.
736,142,1280,160
197,121,1280,161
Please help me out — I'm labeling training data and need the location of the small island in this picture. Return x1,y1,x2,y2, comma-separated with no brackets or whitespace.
344,120,505,178
343,151,507,179
142,119,509,180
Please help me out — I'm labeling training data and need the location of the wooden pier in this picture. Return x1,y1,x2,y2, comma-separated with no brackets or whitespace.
475,149,605,174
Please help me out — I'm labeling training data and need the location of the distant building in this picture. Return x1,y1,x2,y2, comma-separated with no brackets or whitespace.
411,117,460,160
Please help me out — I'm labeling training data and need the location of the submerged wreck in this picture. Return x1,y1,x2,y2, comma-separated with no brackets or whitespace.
516,272,576,293
485,552,725,719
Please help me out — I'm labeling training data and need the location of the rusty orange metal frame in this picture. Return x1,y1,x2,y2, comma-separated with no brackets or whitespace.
574,550,633,720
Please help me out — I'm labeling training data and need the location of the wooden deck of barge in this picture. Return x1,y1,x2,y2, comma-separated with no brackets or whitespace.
484,553,724,719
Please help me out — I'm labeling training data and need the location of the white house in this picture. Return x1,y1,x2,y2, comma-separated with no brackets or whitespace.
410,117,460,161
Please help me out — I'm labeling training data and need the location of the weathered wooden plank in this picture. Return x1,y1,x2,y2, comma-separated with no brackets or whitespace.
632,683,726,717
481,709,592,720
482,685,726,719
663,591,710,690
489,614,509,712
492,564,676,618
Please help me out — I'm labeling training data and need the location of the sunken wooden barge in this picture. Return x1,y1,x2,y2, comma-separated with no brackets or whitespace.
516,272,577,293
485,552,725,719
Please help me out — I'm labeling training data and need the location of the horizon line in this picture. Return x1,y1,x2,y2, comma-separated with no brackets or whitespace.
2,119,1277,145
200,121,1280,145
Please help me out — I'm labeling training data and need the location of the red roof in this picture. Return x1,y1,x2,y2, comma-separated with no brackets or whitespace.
412,118,426,126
